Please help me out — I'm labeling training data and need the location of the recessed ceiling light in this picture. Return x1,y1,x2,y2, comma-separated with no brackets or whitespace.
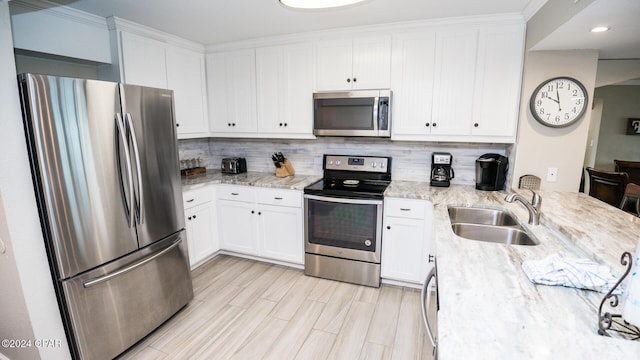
279,0,367,9
590,26,610,33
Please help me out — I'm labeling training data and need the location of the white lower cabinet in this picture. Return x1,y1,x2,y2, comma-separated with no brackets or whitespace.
216,185,304,265
382,197,434,284
183,186,218,269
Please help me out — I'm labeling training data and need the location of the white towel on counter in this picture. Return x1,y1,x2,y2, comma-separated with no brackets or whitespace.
522,253,622,294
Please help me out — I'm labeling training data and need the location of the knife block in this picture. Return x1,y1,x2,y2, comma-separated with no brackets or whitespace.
275,159,295,177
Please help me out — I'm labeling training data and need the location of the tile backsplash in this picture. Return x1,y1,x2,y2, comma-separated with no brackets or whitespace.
179,137,511,185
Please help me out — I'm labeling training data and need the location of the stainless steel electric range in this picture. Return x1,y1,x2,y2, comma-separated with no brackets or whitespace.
303,154,392,287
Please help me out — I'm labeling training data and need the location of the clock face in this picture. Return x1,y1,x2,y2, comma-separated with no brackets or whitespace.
529,77,588,128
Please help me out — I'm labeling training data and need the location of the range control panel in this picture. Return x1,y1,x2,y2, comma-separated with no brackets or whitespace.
324,155,390,173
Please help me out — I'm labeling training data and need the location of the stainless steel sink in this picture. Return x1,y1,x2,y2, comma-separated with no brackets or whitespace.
447,206,539,246
448,206,520,227
450,223,539,246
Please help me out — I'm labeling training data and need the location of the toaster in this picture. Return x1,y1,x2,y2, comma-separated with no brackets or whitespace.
221,157,247,174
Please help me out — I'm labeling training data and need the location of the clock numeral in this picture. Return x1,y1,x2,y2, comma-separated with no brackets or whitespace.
572,107,577,114
539,108,545,115
546,85,554,92
575,99,583,105
536,100,542,106
555,115,561,122
546,114,551,121
541,91,548,99
564,113,570,120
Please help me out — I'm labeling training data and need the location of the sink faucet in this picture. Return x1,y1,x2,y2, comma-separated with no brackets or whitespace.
504,190,541,225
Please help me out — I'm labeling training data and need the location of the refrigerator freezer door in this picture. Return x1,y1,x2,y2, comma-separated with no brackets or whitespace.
120,84,185,248
62,232,193,360
20,74,139,279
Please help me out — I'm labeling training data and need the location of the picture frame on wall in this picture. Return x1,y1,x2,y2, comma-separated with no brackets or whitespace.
627,118,640,135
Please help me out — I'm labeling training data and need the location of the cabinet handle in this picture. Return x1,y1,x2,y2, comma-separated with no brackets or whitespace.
346,78,351,83
284,123,288,127
176,123,180,127
474,123,479,127
400,208,411,211
425,123,430,127
251,210,255,214
258,212,261,215
231,192,239,196
186,199,195,203
432,123,437,127
228,123,231,127
428,254,435,263
386,226,391,230
232,123,236,127
193,215,197,219
188,216,192,220
274,197,283,200
279,123,283,127
353,78,357,83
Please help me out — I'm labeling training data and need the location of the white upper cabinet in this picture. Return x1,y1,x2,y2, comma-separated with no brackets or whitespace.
256,43,314,135
207,50,258,134
316,35,391,91
120,32,167,89
390,31,437,137
118,30,208,138
166,47,209,137
430,29,478,137
471,24,525,139
391,20,524,143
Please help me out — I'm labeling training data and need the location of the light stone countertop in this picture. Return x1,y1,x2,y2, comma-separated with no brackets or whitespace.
181,173,640,358
181,170,321,192
386,181,640,359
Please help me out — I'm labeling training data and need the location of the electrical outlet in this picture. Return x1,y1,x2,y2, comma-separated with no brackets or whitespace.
547,167,558,182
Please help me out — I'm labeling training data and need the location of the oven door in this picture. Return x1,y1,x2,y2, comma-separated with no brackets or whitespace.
304,194,383,263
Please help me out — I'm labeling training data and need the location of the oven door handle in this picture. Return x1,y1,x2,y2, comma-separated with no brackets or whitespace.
304,194,383,205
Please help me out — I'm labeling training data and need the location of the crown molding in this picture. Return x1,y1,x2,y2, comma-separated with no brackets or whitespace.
206,12,525,53
10,0,107,29
107,16,205,53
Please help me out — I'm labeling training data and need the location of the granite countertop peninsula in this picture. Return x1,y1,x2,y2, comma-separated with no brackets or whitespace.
387,180,640,359
181,170,320,192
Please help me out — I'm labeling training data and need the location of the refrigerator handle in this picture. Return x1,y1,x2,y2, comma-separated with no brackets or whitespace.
125,113,144,225
115,114,135,228
82,239,182,288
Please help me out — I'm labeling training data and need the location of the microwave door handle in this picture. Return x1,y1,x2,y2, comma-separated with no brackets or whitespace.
372,96,380,132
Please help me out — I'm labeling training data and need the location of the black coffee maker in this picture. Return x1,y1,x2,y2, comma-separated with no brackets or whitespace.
475,154,508,191
430,152,454,187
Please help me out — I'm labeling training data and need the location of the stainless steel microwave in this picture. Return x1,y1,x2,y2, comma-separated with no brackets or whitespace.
313,90,391,137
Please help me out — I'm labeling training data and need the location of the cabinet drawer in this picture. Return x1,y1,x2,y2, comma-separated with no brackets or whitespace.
257,188,302,208
384,198,427,219
216,185,256,203
183,186,213,208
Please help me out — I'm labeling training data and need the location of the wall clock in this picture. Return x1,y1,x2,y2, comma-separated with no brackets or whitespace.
529,76,588,128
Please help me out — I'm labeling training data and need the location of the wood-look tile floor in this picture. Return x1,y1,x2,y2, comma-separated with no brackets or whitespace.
118,255,433,360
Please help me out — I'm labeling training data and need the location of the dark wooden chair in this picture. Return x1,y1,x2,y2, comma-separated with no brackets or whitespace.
585,167,629,207
620,183,640,217
614,160,640,185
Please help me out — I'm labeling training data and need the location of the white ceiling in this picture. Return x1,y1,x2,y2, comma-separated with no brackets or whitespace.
530,0,640,59
46,0,640,59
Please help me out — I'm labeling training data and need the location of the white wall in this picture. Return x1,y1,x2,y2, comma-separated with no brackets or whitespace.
10,0,110,64
511,49,599,191
0,2,71,359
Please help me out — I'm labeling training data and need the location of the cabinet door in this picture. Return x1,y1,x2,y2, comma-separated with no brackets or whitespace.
390,31,437,138
217,199,258,255
185,204,217,268
352,35,391,90
315,38,353,91
431,29,478,136
471,25,524,139
256,43,314,135
258,204,303,264
207,50,257,133
382,217,426,283
120,32,167,89
166,47,208,137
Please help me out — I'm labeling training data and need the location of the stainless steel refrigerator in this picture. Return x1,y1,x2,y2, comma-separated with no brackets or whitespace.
18,73,194,360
